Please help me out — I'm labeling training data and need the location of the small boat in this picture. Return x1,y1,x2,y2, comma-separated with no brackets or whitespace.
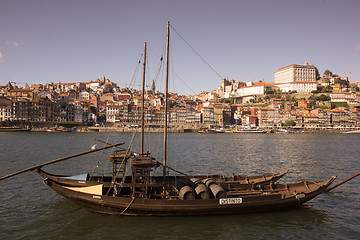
46,127,72,132
233,127,266,133
198,128,216,133
0,127,31,132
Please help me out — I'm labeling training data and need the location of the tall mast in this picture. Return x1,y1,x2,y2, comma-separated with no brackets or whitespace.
163,21,170,194
141,42,146,155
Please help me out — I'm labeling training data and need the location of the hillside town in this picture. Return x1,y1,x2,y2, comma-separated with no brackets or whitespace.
1,61,360,132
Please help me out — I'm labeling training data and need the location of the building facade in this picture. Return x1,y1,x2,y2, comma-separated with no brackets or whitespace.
274,62,317,93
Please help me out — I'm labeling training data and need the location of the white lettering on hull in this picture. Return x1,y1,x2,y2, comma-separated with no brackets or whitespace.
219,198,243,205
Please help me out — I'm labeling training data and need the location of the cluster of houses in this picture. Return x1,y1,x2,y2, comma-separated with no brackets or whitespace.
1,62,360,129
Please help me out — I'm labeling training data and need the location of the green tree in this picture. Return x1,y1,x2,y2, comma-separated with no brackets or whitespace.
324,69,333,77
218,98,233,104
265,90,275,94
331,102,349,109
314,94,331,101
315,67,321,80
284,120,296,126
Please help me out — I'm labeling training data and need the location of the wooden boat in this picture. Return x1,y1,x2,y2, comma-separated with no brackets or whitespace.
41,173,336,216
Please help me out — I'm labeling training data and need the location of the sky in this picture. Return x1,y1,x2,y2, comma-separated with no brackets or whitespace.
0,0,359,95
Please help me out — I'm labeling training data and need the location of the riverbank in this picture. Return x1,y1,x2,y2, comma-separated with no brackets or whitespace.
74,126,356,134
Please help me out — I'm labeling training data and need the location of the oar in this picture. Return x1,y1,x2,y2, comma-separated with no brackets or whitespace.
95,139,189,177
0,142,125,181
326,171,360,192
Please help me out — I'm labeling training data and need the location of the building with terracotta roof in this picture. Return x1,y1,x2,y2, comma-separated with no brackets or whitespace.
236,82,276,97
6,88,34,100
330,92,357,104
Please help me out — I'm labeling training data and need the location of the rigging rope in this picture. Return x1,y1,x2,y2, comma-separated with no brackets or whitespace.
90,136,111,179
128,54,143,89
100,136,112,181
170,24,223,80
148,44,165,92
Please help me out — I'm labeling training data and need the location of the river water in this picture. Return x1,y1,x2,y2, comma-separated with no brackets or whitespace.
0,132,359,239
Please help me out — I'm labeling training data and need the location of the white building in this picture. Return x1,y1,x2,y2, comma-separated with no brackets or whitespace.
236,82,275,96
275,61,317,84
274,61,318,92
275,81,317,93
106,104,120,123
330,92,358,105
79,91,90,100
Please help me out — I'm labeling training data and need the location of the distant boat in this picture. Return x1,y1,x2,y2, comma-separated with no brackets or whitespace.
233,128,266,133
198,128,225,133
46,127,72,132
198,128,216,133
0,127,31,132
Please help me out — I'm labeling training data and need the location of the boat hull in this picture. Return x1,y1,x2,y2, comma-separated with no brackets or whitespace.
42,175,336,216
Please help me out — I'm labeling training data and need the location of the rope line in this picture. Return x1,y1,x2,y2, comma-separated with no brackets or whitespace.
170,24,223,80
118,196,135,215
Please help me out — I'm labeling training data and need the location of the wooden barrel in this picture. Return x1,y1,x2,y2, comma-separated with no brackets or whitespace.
194,183,211,199
179,185,195,200
209,184,227,198
176,179,189,190
202,178,216,188
190,178,202,187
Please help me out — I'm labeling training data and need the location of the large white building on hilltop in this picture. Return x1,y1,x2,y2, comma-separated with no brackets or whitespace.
274,61,318,92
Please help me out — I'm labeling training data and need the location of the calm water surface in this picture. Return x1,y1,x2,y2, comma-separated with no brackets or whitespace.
0,132,359,239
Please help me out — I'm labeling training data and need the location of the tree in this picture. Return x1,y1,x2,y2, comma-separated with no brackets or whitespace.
218,98,233,104
331,102,349,109
284,120,296,126
324,69,333,77
314,94,331,101
315,67,321,80
265,90,275,94
321,85,333,93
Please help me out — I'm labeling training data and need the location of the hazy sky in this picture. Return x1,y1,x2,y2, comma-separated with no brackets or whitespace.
0,0,359,95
